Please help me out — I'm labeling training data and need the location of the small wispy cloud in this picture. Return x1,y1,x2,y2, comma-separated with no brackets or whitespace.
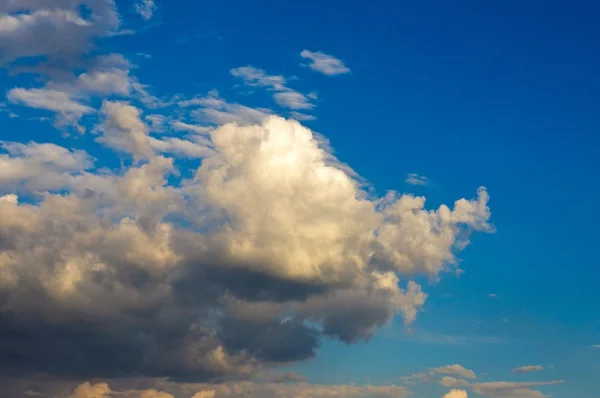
135,0,157,20
591,344,600,348
230,66,316,115
300,50,350,76
405,173,430,186
488,293,497,298
513,365,544,373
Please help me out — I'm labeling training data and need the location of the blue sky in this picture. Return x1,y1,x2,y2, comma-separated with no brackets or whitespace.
0,1,599,397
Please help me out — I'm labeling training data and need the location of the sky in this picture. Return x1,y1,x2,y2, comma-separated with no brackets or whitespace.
0,1,599,397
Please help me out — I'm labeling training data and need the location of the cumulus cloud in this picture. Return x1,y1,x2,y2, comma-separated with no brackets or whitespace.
0,110,492,384
443,389,468,398
513,366,544,373
300,50,350,75
97,100,154,160
61,380,407,398
0,0,121,68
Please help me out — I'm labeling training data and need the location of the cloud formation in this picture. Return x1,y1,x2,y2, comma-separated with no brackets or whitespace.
443,389,468,398
300,50,350,75
513,366,544,373
230,66,315,114
0,1,495,391
136,0,157,20
0,112,492,383
405,173,430,186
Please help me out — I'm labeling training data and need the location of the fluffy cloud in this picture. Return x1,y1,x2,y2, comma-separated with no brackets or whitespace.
300,50,350,75
513,366,544,373
61,380,407,398
97,100,154,160
0,112,493,383
443,389,468,398
0,0,121,68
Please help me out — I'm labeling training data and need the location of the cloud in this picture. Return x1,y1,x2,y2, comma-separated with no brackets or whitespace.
591,345,600,348
0,114,492,382
230,66,315,113
443,389,468,398
97,100,154,160
0,141,93,193
404,364,477,383
470,380,564,398
136,0,158,20
61,380,407,398
405,173,430,186
181,91,272,126
0,1,121,68
513,366,544,373
440,377,471,388
289,111,316,121
7,87,94,132
273,91,313,110
300,50,350,75
230,66,287,91
171,121,214,134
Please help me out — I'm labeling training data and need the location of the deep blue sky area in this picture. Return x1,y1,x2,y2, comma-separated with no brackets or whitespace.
1,1,599,397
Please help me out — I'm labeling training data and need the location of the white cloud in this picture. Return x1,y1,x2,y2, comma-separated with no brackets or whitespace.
182,92,271,126
171,121,213,134
230,66,314,111
0,141,93,193
97,101,154,160
300,50,350,75
513,365,544,373
443,389,468,398
230,66,286,90
273,91,313,110
289,111,316,121
7,87,93,132
135,0,158,20
405,173,430,186
470,380,564,398
404,365,476,385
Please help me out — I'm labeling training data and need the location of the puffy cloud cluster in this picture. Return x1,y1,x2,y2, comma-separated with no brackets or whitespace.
443,390,468,398
57,380,408,398
0,109,493,383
